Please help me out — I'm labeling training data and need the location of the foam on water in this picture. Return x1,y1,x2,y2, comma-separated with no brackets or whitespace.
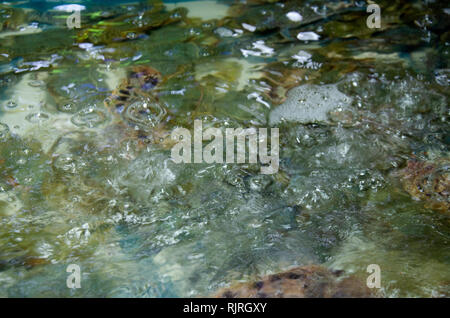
269,84,353,125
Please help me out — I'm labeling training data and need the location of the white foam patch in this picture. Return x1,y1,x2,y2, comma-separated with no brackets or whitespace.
269,84,353,125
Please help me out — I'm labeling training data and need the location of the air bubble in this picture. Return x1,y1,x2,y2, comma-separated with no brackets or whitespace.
58,103,77,113
123,99,166,129
71,108,107,128
26,112,49,123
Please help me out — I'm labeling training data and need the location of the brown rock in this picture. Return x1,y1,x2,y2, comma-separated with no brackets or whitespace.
214,265,373,298
397,159,449,213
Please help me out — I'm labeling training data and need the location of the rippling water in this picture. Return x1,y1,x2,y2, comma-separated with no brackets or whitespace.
0,0,449,297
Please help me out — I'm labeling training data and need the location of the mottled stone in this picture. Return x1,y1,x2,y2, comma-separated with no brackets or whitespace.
397,159,449,213
215,265,373,298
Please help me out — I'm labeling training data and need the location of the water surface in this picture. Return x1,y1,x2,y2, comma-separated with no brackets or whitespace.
0,0,449,297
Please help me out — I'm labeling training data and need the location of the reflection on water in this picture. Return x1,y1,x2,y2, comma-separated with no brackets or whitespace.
0,0,449,297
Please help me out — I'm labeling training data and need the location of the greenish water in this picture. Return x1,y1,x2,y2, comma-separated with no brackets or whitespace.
0,0,449,297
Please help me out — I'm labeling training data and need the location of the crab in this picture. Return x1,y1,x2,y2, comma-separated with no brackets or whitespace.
397,158,449,213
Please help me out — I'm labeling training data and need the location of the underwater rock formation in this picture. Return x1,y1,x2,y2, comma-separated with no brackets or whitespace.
104,64,172,147
215,265,373,298
397,158,449,213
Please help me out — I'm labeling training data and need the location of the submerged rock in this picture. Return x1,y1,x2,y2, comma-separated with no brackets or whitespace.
76,6,187,45
396,158,449,213
215,265,373,298
194,57,264,92
105,65,162,113
103,65,174,147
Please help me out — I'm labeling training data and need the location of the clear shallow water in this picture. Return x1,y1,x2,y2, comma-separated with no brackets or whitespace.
0,0,449,297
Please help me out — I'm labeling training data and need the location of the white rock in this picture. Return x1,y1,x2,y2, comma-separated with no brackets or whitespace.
297,31,320,41
242,23,256,32
215,27,234,37
53,4,86,12
286,11,303,22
